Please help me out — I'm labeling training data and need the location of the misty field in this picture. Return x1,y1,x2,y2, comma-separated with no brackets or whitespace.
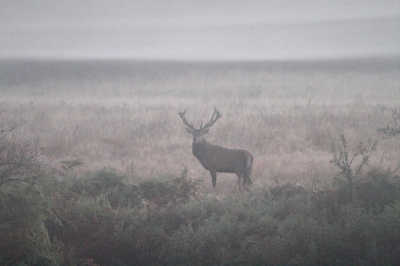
1,59,399,265
1,59,399,192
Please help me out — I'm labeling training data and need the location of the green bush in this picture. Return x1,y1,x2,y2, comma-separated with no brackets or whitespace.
1,167,399,265
139,169,202,207
329,133,377,202
0,183,63,266
378,108,400,137
0,115,62,265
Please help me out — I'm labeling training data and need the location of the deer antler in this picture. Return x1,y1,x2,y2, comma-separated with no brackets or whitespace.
178,108,196,130
200,107,222,130
179,107,222,131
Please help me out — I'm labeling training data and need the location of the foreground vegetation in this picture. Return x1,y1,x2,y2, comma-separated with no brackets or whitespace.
1,166,399,265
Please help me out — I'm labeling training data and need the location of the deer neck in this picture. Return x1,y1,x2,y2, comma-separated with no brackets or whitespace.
192,137,209,162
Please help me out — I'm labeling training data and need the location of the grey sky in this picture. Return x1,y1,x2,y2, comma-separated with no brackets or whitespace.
1,0,399,60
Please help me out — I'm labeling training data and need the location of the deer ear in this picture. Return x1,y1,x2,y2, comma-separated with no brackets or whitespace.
202,128,210,134
186,128,194,134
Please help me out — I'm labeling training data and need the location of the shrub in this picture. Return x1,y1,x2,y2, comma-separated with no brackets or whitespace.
0,113,61,265
2,164,399,265
139,168,202,207
329,133,377,202
44,168,203,265
378,108,400,137
0,118,45,187
0,183,63,266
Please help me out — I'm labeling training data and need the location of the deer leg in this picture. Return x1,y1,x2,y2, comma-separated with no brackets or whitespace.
243,173,252,185
210,171,217,188
237,173,245,184
237,173,247,192
244,164,253,185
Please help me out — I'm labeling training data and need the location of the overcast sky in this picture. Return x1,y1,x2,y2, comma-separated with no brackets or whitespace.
1,0,399,61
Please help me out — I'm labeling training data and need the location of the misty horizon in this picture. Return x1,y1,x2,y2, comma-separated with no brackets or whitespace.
1,1,399,61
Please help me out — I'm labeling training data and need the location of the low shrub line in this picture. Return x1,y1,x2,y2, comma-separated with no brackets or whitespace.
1,168,399,266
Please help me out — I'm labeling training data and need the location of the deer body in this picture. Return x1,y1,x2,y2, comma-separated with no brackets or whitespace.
179,108,253,188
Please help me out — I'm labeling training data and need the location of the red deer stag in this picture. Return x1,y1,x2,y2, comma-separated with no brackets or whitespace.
178,107,253,188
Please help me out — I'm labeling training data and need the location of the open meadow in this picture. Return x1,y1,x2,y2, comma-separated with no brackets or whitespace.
1,59,399,192
1,59,399,265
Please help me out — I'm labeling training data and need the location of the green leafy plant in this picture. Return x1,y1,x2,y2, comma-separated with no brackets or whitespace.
2,168,399,265
139,168,202,207
0,182,63,266
378,108,400,138
329,133,377,201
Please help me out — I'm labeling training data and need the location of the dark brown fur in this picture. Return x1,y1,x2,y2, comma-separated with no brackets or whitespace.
179,107,253,188
192,137,253,187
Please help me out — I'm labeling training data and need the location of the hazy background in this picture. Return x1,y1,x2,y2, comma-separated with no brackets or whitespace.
1,0,399,61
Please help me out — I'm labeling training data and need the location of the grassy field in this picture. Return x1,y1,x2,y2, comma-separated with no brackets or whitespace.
1,58,399,265
1,59,399,193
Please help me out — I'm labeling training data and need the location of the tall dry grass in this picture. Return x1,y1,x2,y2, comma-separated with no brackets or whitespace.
1,60,399,193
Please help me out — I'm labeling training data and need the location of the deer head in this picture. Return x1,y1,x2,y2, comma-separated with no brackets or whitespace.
178,107,222,143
